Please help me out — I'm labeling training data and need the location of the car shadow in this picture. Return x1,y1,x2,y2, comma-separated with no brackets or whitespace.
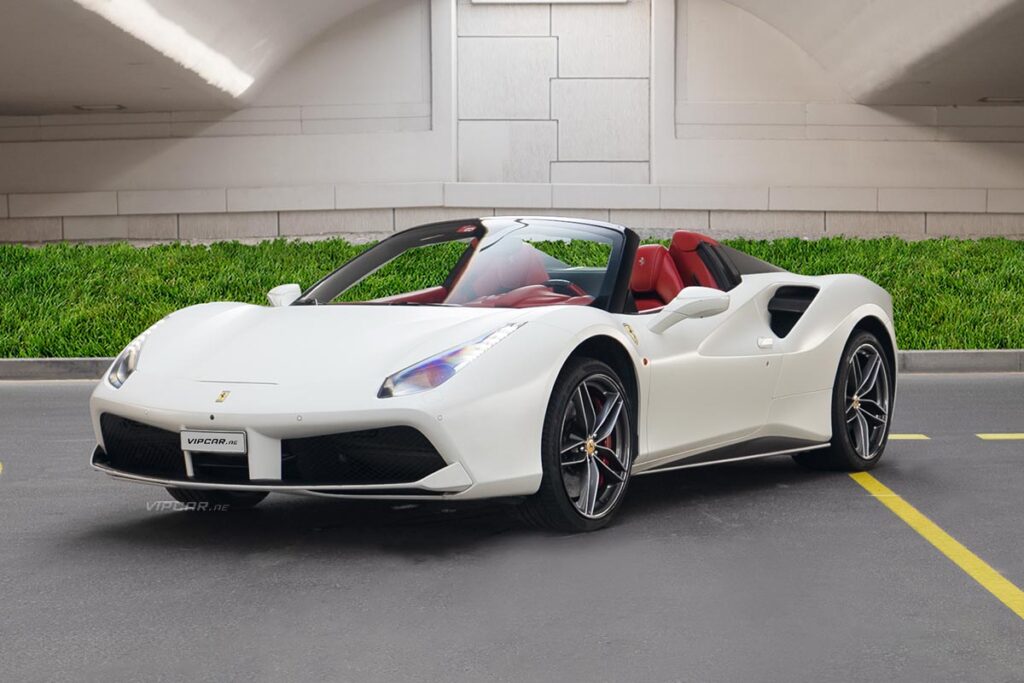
74,457,840,557
626,457,835,516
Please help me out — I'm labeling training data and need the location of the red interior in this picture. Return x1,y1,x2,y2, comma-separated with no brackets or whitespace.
374,230,724,310
627,231,723,309
629,244,684,311
668,231,720,288
379,244,594,309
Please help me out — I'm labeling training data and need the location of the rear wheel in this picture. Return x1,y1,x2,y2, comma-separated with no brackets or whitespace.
519,358,635,532
793,330,893,471
165,487,268,510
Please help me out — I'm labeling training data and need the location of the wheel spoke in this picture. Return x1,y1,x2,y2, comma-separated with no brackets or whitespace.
560,440,586,455
862,410,887,426
561,455,587,467
859,397,885,412
860,399,888,425
850,354,863,387
583,458,601,515
595,444,627,475
854,412,871,457
595,457,625,482
856,352,882,396
574,385,596,435
593,392,623,442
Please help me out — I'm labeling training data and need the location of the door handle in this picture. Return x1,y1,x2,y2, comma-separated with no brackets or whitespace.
757,336,774,350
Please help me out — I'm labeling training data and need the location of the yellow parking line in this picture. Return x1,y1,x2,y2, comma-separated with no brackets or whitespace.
977,433,1024,440
889,434,930,440
850,472,1024,621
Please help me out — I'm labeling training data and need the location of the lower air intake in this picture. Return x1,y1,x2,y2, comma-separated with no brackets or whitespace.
99,413,186,478
283,427,446,485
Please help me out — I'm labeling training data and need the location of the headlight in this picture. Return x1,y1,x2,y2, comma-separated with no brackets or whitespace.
378,323,524,398
107,319,165,389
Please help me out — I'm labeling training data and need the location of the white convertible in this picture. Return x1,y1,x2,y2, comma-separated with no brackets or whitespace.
90,217,896,531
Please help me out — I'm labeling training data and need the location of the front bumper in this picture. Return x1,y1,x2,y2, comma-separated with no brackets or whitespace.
88,371,548,500
91,447,474,498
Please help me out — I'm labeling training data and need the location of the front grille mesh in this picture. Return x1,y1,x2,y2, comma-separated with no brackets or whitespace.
283,427,446,485
98,414,445,488
191,452,250,483
99,413,186,478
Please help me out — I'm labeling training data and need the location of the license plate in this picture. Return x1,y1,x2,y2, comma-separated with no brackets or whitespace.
180,430,247,454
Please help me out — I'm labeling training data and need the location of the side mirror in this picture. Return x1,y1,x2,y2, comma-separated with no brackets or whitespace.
267,283,301,307
649,287,730,334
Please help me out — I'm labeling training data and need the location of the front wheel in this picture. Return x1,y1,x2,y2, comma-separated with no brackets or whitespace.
519,358,635,532
793,330,894,471
165,487,268,510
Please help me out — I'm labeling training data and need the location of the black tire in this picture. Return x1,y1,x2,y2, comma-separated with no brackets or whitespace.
165,487,268,510
519,358,635,532
793,330,894,471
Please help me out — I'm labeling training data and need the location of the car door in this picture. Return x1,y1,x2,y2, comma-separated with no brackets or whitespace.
631,277,782,468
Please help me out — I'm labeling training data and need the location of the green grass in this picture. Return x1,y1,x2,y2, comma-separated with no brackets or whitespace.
1,237,1022,357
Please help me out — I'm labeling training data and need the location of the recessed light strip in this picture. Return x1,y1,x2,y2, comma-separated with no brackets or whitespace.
978,96,1024,104
73,0,254,98
74,104,126,112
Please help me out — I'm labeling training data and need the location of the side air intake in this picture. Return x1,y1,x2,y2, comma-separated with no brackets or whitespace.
767,286,818,337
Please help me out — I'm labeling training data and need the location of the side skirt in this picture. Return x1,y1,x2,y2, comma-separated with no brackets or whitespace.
634,438,830,476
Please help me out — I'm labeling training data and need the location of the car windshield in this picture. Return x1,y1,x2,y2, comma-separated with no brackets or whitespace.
299,218,625,309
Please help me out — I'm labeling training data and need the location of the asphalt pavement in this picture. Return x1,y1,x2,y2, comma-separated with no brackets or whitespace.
1,374,1022,682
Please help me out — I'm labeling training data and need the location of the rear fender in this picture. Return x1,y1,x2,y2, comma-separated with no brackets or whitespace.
773,275,895,398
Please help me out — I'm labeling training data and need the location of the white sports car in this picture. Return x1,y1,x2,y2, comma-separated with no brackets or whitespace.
90,217,896,531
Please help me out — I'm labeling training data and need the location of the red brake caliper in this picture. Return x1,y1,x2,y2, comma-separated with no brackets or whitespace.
593,394,607,488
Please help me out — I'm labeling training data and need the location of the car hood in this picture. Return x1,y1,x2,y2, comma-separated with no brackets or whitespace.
137,303,529,386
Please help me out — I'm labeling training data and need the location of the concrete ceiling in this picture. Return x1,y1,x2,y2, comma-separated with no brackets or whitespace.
0,0,227,114
4,0,1024,114
727,0,1024,105
0,0,378,115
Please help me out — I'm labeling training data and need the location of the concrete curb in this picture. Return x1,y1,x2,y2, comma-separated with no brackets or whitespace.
897,350,1023,374
0,351,1021,380
0,358,114,380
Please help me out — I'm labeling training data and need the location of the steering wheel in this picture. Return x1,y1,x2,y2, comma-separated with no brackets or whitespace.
544,279,588,297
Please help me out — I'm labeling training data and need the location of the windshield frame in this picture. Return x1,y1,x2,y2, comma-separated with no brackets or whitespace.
296,217,638,312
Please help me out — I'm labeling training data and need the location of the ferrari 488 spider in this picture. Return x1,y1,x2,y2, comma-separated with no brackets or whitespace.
90,217,896,530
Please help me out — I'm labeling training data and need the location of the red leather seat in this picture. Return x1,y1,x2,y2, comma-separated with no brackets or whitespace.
669,231,720,289
630,244,684,311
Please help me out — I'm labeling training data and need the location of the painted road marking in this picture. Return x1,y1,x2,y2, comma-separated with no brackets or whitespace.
889,434,930,440
977,433,1024,440
850,472,1024,621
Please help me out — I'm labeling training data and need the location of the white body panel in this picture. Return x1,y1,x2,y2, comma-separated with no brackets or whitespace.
90,260,895,500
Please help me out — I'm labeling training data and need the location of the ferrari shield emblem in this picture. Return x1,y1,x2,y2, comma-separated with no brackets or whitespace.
622,323,639,346
215,390,231,403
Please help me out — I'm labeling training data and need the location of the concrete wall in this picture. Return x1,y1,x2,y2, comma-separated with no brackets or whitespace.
456,0,651,185
658,0,1024,194
1,0,1024,243
0,0,450,200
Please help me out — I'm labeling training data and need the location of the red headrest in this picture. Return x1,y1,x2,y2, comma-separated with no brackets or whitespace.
630,245,684,307
670,231,719,253
630,245,670,293
668,231,720,289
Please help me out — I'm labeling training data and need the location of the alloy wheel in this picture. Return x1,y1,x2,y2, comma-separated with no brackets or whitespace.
558,373,632,519
844,343,891,459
